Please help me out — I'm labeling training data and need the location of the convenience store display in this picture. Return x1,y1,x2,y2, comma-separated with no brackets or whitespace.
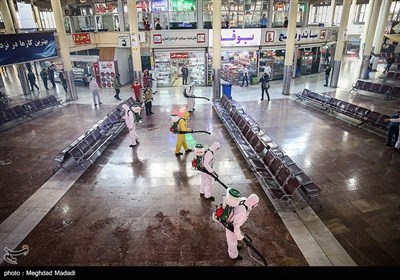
154,53,171,86
188,52,205,85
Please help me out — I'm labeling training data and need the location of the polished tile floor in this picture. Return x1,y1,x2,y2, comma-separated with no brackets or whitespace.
0,57,399,271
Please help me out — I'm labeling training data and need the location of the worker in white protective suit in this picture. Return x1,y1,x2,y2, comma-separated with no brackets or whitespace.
200,142,220,201
89,77,102,106
226,193,259,261
122,104,139,147
185,82,196,112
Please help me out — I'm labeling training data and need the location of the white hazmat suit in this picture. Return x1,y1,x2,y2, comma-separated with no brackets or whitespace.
226,194,259,259
185,82,196,112
200,142,220,200
89,77,102,106
122,104,139,147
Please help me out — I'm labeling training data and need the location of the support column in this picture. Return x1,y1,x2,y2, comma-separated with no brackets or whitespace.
371,0,392,71
197,0,204,29
7,0,20,32
127,0,142,82
359,1,373,58
331,0,351,88
0,0,30,96
330,0,336,26
282,0,298,95
33,5,43,31
359,1,381,79
268,0,273,28
117,0,125,31
51,0,76,101
212,0,222,101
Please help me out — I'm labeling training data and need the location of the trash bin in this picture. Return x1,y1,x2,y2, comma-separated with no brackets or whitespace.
222,83,232,99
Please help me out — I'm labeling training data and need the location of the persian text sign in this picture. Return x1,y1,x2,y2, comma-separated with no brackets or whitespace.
72,32,91,45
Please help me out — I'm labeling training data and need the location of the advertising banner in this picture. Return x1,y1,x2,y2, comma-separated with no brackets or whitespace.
0,32,58,66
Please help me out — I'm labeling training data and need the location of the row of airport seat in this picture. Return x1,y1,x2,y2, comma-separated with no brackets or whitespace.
350,80,400,100
54,97,138,172
296,89,391,132
213,94,321,210
0,95,64,126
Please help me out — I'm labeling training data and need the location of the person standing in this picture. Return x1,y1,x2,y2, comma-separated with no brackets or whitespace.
185,82,196,112
385,110,400,148
175,112,193,156
384,53,395,74
181,65,189,85
48,66,56,88
131,79,142,102
122,104,139,148
283,17,288,27
27,70,40,92
260,14,268,28
259,73,270,101
89,77,102,106
112,74,122,100
143,68,150,88
241,66,249,87
155,18,162,30
225,194,259,261
324,64,331,87
58,70,68,93
142,87,154,116
200,142,220,201
40,68,49,90
384,116,400,151
264,62,272,77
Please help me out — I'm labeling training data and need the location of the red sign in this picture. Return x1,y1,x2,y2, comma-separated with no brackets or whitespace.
170,52,188,59
72,33,91,45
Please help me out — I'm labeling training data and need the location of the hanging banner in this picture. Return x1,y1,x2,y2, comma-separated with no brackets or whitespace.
0,32,58,66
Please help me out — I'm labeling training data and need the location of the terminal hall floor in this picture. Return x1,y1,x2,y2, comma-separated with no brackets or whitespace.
0,57,399,272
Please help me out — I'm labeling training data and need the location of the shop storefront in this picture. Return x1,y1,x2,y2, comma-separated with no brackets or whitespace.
151,29,209,87
154,50,206,86
208,29,261,85
259,26,338,79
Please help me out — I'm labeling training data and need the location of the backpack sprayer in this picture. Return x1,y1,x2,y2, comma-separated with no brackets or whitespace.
169,114,211,135
192,143,268,266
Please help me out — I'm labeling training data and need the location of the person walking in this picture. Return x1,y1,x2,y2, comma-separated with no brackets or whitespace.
175,112,193,156
48,66,56,88
384,116,400,151
385,110,400,148
27,70,39,92
143,68,150,88
241,66,249,87
142,87,154,116
112,74,122,100
89,77,102,106
131,79,142,102
58,70,68,93
259,73,270,101
324,64,331,87
200,142,220,201
122,104,139,148
40,68,49,90
181,65,189,85
225,194,259,261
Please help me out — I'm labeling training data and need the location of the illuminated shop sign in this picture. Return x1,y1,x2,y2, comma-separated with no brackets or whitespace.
72,32,91,45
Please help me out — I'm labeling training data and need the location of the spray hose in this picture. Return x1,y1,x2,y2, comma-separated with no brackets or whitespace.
183,92,210,101
177,130,211,135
